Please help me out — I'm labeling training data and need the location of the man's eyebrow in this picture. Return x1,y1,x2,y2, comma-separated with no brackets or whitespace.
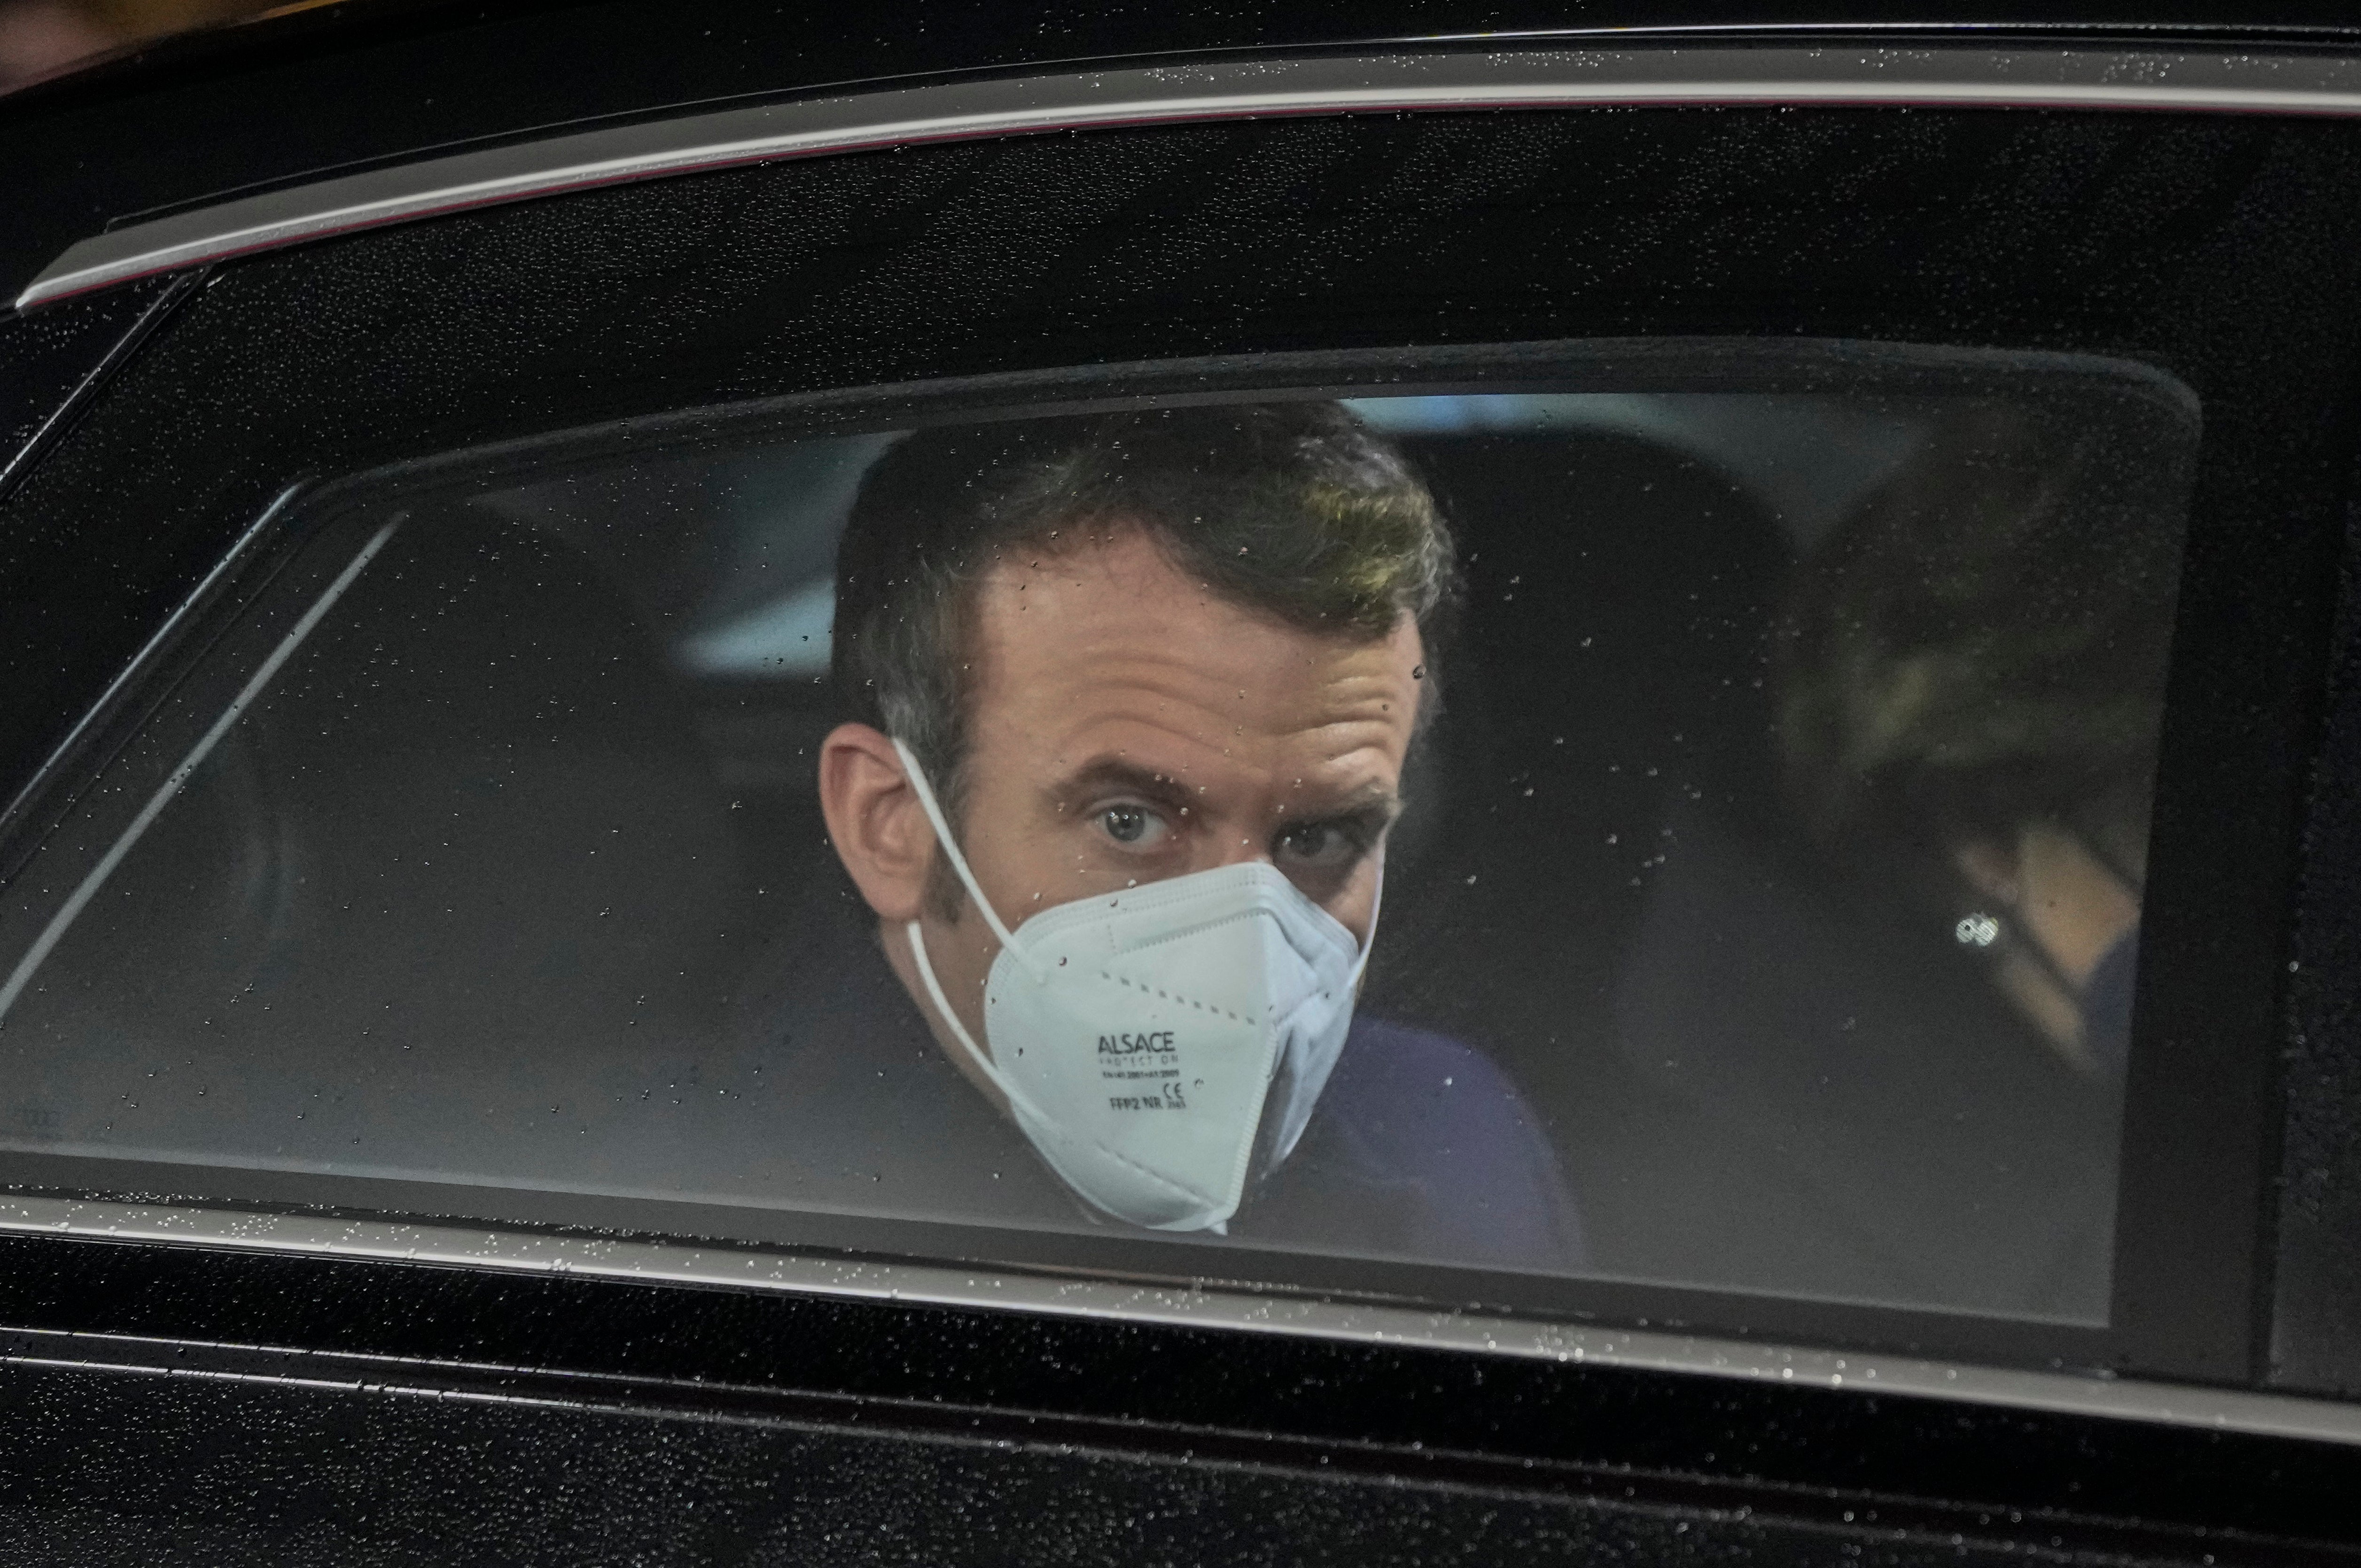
1282,780,1402,827
1048,758,1201,814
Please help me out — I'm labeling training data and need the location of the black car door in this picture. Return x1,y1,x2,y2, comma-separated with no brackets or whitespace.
4,26,2361,1564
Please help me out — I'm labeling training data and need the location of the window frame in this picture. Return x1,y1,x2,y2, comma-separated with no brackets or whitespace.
1,58,2359,1438
0,340,2314,1402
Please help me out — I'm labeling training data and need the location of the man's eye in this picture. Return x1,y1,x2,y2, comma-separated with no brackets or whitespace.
1276,822,1358,867
1099,804,1164,846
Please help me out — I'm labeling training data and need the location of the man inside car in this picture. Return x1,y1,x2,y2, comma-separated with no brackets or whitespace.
808,403,1579,1265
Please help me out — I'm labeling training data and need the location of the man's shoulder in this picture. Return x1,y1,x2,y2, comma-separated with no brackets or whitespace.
1243,1015,1583,1271
1325,1016,1541,1140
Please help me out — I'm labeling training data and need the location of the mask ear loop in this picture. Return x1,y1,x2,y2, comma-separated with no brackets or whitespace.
1350,857,1383,986
906,918,1033,1107
888,737,1061,1119
890,737,1047,984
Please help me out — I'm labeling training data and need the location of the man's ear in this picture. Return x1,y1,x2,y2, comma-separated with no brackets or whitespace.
818,722,933,922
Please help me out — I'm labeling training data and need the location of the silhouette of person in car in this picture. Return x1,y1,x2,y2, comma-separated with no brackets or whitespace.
795,403,1581,1264
1777,404,2169,1080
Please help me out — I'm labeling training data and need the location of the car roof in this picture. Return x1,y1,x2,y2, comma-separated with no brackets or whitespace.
6,0,2361,300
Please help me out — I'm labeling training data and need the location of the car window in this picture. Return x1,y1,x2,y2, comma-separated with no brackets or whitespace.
8,96,2353,1383
0,341,2195,1321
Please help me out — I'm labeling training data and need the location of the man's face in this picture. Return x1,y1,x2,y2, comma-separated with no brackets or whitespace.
826,524,1425,1082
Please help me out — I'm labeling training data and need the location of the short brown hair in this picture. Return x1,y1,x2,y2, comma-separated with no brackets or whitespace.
832,401,1458,817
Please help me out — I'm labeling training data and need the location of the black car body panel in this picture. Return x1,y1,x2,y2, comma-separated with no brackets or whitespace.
7,5,2361,1562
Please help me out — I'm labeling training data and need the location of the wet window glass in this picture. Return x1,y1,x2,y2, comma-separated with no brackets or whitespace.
0,344,2194,1320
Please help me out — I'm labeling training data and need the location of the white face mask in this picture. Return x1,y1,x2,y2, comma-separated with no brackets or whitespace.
892,739,1378,1233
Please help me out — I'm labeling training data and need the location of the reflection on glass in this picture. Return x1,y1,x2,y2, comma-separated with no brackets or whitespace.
0,354,2195,1320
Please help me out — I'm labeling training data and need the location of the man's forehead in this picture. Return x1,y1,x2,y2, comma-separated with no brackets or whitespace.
971,528,1418,681
1050,746,1403,806
960,528,1426,794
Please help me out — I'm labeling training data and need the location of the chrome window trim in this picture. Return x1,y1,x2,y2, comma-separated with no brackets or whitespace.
17,39,2361,1447
23,42,2361,312
5,1195,2358,1445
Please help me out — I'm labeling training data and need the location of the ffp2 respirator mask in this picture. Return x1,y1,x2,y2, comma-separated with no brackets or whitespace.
893,738,1376,1232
